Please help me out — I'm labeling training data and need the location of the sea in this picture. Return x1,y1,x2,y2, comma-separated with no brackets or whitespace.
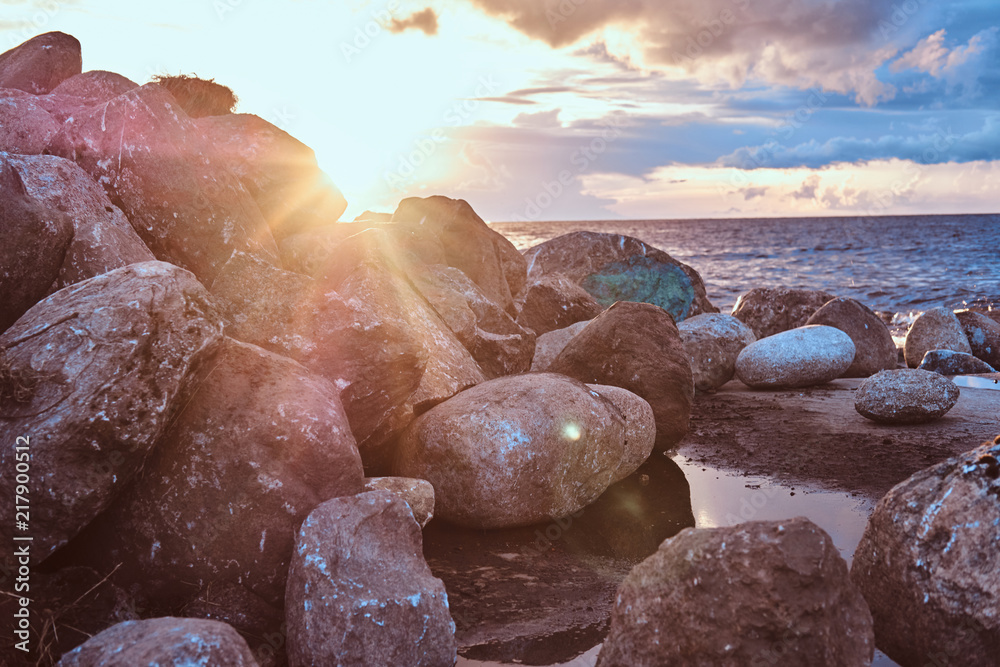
492,213,1000,339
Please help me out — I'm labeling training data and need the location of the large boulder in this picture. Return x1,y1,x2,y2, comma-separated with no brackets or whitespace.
903,307,972,368
0,31,81,94
286,491,456,667
587,383,657,482
408,263,535,378
393,373,641,529
917,349,996,375
851,437,1000,666
9,154,155,289
48,82,279,285
678,313,757,392
854,368,960,424
57,617,259,667
0,261,224,559
529,319,591,372
547,301,693,450
0,90,61,153
87,338,364,607
731,287,836,339
515,273,603,335
955,309,1000,369
0,156,73,332
735,325,855,389
392,196,527,315
805,297,897,377
210,249,485,469
195,113,348,239
49,70,137,104
522,231,715,322
598,518,874,667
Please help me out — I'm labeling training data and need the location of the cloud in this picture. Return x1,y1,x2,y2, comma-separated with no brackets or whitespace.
791,175,821,200
890,28,998,78
743,186,768,200
719,115,1000,169
388,8,439,35
513,108,562,128
463,0,903,105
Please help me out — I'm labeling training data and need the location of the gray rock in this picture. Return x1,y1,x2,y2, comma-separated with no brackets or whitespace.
522,231,716,322
9,154,155,289
57,617,259,667
195,113,348,239
0,156,73,332
89,337,364,607
0,90,60,153
903,307,972,368
363,477,436,528
598,517,874,667
678,313,757,391
854,368,960,424
851,437,1000,666
917,349,996,375
286,491,456,667
587,384,656,482
547,301,694,451
49,69,137,104
515,273,603,335
0,31,81,94
530,319,591,372
394,373,633,529
731,287,836,339
955,309,1000,369
0,261,223,559
735,325,855,389
409,262,535,378
393,196,526,315
48,83,280,285
805,297,897,377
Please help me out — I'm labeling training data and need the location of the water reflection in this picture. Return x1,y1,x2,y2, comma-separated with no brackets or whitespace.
423,452,694,665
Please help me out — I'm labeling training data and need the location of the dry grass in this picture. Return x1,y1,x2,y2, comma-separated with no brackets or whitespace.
151,74,239,118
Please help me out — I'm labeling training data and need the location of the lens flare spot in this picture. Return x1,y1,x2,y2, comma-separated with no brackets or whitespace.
562,422,582,441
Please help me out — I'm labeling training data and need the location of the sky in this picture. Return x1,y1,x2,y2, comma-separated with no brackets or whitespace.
2,0,999,222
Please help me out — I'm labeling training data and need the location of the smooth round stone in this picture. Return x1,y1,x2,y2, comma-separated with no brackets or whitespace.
678,313,757,391
854,369,960,424
903,307,972,368
735,325,856,389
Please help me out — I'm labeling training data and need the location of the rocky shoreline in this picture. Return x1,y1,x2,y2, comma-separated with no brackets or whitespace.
2,31,999,667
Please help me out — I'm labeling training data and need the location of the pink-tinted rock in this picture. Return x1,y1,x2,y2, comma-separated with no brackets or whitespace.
0,156,73,332
955,309,1000,369
903,307,972,368
286,492,456,667
522,231,715,322
851,438,1000,666
9,154,155,289
50,70,137,104
392,196,526,315
599,518,874,667
735,325,855,389
196,113,348,239
731,287,835,339
0,89,60,153
516,273,604,335
394,373,635,529
0,31,81,94
48,83,279,285
87,338,364,607
547,301,693,451
0,262,224,559
854,369,960,424
805,297,897,377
